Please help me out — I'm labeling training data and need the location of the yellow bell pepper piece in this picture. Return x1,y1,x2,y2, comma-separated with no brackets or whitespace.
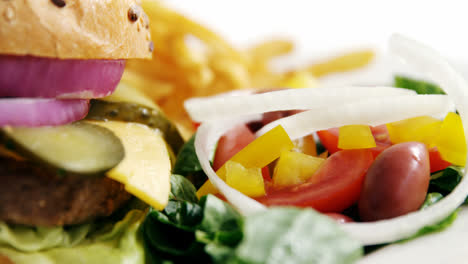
387,116,442,146
281,71,318,88
293,135,317,156
197,179,219,198
338,125,376,149
225,161,265,197
273,151,325,187
197,125,294,197
435,112,467,166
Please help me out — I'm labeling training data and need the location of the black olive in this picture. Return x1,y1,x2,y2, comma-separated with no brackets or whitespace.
51,0,66,8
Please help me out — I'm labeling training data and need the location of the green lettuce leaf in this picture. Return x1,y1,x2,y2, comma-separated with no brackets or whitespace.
0,209,147,264
232,208,362,264
394,76,445,95
0,222,92,252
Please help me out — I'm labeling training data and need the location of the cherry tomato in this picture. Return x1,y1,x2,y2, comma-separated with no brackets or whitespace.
213,124,271,181
256,149,374,213
213,124,255,171
316,128,341,154
358,142,430,221
262,110,303,126
317,125,392,157
429,147,451,173
192,121,201,130
325,213,354,223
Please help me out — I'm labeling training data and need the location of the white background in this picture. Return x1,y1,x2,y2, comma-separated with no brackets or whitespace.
165,0,468,62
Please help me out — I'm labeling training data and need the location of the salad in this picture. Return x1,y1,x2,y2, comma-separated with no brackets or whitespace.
139,34,468,263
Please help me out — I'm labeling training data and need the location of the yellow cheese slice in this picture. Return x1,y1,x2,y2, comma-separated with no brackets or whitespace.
90,121,171,210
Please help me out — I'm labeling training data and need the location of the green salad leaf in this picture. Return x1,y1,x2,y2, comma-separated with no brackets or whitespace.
144,188,363,264
0,209,147,264
233,208,363,264
421,192,444,210
394,75,445,95
170,174,199,203
429,166,464,194
400,210,458,243
172,134,208,189
173,135,202,176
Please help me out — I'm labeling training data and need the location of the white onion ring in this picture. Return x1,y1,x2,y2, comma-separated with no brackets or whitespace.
193,34,468,245
185,86,415,122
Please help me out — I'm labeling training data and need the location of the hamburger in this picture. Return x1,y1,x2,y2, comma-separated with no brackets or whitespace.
0,0,178,263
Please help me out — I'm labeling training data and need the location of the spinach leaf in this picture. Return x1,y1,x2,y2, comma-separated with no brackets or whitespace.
421,192,444,209
173,134,208,189
232,208,363,264
170,174,198,203
198,195,243,247
142,199,208,263
401,188,459,243
144,194,363,264
162,200,204,228
429,166,464,194
173,135,202,175
394,75,445,95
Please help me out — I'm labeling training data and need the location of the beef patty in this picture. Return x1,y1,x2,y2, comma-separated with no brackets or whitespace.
0,158,132,226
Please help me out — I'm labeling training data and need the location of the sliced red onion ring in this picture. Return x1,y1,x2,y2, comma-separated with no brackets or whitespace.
0,56,125,99
0,98,89,127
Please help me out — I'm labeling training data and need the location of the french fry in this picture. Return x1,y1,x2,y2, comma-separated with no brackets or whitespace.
307,50,375,77
123,0,376,132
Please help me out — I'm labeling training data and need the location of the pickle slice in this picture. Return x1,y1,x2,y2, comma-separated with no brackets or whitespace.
0,122,125,175
86,100,184,153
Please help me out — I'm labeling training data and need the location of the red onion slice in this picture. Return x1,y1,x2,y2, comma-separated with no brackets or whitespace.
0,56,125,99
0,98,89,127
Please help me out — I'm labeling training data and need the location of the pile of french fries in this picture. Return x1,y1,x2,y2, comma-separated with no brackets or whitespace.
122,0,375,132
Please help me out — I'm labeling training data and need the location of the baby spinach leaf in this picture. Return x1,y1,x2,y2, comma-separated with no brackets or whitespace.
143,183,363,264
173,135,202,175
394,75,445,95
399,209,458,243
421,192,444,209
430,166,464,194
172,134,208,188
170,174,198,203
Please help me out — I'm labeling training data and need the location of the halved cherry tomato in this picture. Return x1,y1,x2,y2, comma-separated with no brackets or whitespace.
193,121,201,130
213,124,271,181
316,128,341,154
317,125,392,158
256,149,374,213
429,147,451,173
262,110,303,126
